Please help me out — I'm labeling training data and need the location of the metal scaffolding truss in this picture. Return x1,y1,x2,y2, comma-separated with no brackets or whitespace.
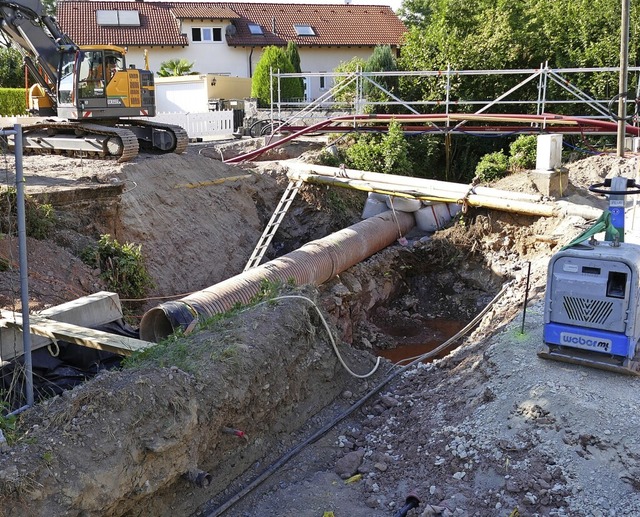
268,64,640,136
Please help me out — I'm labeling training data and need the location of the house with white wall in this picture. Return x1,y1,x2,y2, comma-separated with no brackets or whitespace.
56,1,407,102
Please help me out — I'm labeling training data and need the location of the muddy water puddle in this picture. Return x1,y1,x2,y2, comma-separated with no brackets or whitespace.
376,318,466,363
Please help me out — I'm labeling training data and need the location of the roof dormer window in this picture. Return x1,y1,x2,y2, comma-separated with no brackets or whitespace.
294,24,316,36
248,23,263,35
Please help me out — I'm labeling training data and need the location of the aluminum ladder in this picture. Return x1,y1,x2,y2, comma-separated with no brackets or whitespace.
244,179,303,271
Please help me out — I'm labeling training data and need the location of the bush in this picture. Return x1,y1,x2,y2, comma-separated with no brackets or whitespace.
81,235,153,300
0,88,27,116
346,120,412,175
509,135,537,171
475,151,509,182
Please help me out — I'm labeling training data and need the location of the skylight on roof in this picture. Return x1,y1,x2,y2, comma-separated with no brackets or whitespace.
294,24,316,36
96,10,141,27
248,23,263,35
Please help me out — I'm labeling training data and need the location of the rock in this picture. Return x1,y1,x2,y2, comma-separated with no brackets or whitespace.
379,395,401,408
365,495,379,508
374,462,388,472
335,449,365,479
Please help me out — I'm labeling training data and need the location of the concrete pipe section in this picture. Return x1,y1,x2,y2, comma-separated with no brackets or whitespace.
140,210,416,342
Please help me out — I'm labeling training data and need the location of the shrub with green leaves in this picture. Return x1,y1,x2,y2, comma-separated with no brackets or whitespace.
509,135,538,171
475,151,509,183
346,120,412,175
0,88,27,116
0,187,55,239
82,235,153,300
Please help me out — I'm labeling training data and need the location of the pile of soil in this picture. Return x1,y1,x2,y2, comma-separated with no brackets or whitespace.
1,140,639,517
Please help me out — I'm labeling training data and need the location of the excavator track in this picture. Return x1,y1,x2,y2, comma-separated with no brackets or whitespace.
122,119,189,155
15,121,140,162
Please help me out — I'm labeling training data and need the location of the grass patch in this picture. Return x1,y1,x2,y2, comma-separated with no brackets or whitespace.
0,398,18,445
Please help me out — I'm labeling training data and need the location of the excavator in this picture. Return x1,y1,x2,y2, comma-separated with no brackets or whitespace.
0,0,188,161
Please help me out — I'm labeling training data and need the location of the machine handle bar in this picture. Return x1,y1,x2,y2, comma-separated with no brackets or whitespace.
588,178,640,195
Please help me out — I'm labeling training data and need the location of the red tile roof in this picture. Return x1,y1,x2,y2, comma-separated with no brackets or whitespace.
58,1,188,46
170,5,240,20
57,1,406,48
224,3,406,47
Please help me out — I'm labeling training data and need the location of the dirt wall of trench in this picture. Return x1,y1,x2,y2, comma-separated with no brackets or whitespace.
0,291,382,516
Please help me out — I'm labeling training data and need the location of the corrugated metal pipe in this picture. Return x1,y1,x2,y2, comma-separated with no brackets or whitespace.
139,210,415,342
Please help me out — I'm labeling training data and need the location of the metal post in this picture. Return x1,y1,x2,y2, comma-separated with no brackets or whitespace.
520,261,531,335
269,66,274,126
13,124,34,406
445,64,451,115
617,0,630,157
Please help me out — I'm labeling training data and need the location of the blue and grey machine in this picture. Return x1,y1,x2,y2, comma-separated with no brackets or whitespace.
540,176,640,375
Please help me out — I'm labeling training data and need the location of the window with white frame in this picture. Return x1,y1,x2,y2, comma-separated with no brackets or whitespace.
319,74,326,90
191,27,223,43
294,24,316,36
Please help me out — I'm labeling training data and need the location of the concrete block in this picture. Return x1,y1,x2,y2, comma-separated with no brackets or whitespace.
530,168,569,198
536,134,563,171
625,137,640,152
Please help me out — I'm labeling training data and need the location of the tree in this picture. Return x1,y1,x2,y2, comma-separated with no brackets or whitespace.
331,56,366,106
285,41,304,92
285,42,302,74
42,0,56,16
251,46,303,107
363,45,399,113
156,59,198,77
0,47,25,88
397,0,636,108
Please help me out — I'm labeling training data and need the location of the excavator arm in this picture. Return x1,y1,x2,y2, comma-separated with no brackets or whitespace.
0,0,76,104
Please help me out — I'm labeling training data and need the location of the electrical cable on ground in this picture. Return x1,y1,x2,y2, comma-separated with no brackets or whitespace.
262,295,381,379
206,283,510,517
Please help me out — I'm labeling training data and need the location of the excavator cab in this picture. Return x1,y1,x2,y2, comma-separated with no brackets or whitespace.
53,45,156,120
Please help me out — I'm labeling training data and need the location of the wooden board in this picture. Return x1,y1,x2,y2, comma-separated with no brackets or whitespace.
0,310,154,357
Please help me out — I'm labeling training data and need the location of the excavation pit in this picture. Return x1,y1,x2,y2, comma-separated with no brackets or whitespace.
1,145,630,517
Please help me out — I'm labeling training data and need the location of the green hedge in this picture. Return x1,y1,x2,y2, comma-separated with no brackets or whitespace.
0,88,27,116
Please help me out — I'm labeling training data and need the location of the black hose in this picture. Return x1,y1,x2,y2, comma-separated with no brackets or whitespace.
607,91,640,122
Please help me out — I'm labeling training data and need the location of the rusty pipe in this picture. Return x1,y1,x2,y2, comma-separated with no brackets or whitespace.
140,210,415,342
